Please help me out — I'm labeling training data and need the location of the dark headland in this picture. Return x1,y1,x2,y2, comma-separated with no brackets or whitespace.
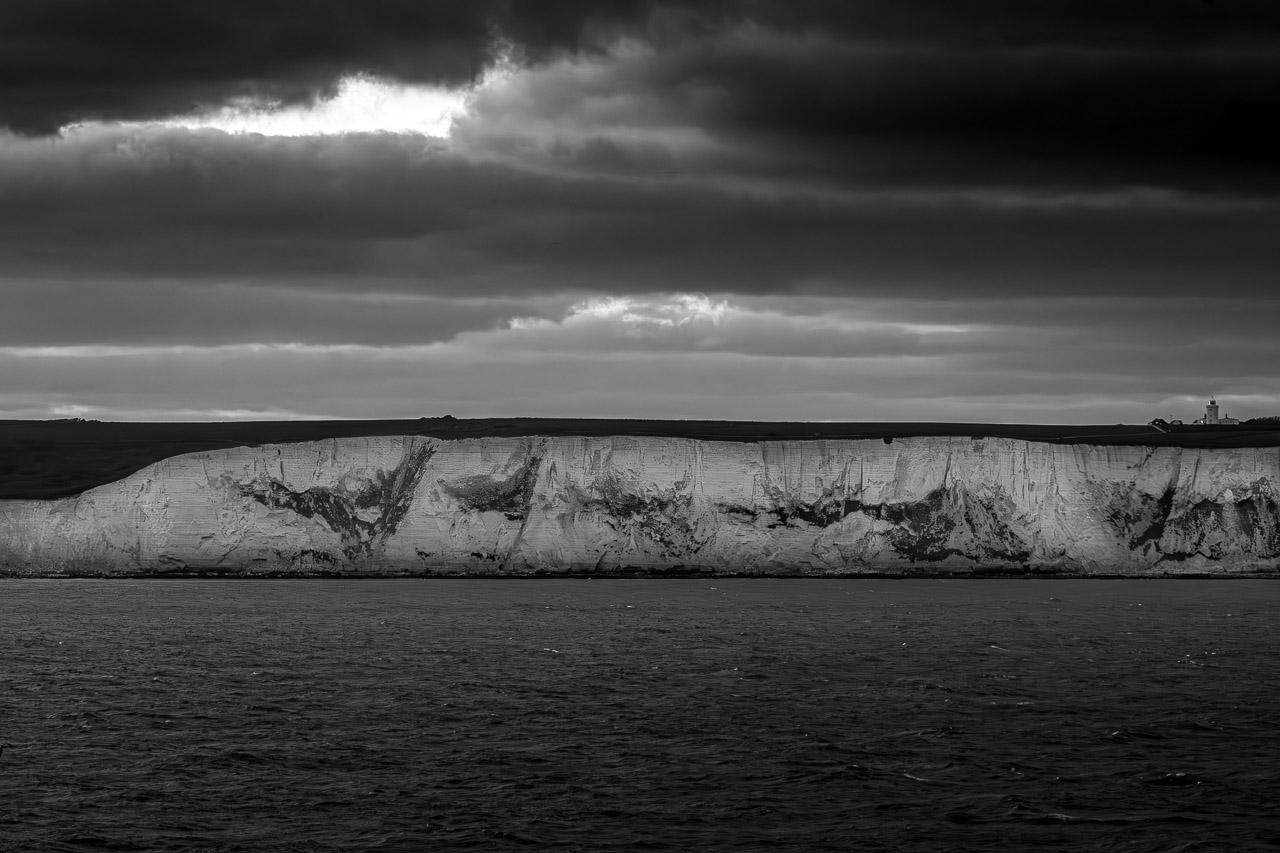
3,417,1279,501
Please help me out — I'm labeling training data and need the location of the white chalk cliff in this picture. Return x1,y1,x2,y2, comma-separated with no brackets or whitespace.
1,435,1278,575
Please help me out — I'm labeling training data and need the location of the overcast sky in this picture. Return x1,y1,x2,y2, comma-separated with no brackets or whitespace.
2,1,1278,423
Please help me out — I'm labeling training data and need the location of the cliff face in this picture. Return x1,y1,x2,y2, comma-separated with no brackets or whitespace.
1,435,1278,576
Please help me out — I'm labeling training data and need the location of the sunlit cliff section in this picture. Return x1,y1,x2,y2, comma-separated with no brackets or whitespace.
2,436,1278,576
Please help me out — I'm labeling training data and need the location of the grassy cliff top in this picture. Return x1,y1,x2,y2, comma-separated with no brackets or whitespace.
3,417,1279,500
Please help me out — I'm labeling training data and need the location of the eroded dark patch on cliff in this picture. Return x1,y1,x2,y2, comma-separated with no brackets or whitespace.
774,492,865,527
721,486,1028,563
1160,491,1280,561
1233,494,1280,546
970,491,1033,562
885,487,1030,563
884,488,960,561
746,490,943,531
235,444,434,561
1105,481,1280,562
442,455,541,520
720,488,875,529
575,475,707,554
1107,485,1176,552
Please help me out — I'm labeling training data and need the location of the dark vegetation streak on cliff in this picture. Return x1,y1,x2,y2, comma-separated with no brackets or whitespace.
573,476,709,555
1103,484,1280,564
719,486,1032,564
1162,494,1280,563
1107,485,1177,553
233,444,434,561
441,453,541,520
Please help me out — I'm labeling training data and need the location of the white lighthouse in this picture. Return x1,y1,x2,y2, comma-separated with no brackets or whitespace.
1193,398,1239,425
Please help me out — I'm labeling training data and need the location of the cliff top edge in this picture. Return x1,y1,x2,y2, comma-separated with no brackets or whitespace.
3,417,1279,500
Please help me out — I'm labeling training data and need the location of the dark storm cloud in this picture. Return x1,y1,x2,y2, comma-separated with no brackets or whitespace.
2,1,1279,422
482,1,1280,193
5,1,1278,191
670,34,1280,192
0,279,561,346
742,0,1279,44
0,0,719,134
3,128,1279,300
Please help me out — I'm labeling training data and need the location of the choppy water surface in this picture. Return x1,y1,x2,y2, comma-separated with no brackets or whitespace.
1,580,1278,852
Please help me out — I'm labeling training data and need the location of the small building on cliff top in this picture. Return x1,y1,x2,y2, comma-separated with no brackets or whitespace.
1194,398,1240,425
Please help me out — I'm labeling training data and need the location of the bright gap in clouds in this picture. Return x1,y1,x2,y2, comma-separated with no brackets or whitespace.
64,74,474,137
563,295,730,327
48,403,321,421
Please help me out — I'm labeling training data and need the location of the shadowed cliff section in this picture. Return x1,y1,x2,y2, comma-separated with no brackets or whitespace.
4,417,1280,500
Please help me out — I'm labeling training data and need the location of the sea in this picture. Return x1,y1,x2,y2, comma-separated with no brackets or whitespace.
1,579,1277,852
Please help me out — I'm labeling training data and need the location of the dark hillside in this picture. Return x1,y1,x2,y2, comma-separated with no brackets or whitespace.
3,418,1278,500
